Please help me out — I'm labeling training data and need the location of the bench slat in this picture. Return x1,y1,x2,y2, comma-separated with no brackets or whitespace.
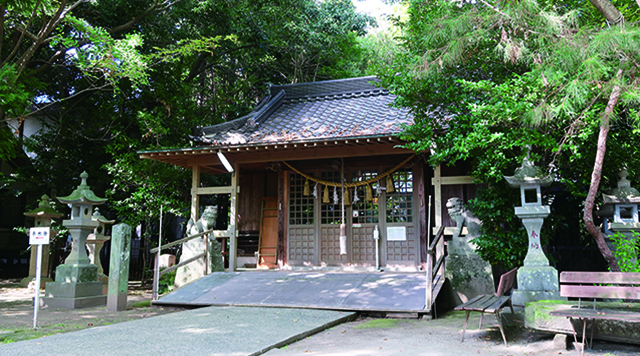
560,285,640,299
484,296,511,314
456,295,499,312
560,272,640,284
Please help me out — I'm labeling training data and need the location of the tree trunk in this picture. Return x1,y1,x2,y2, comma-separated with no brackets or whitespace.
583,71,623,272
588,0,624,25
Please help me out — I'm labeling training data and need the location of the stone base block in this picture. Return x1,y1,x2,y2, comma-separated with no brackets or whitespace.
45,281,104,299
512,290,562,307
553,334,568,350
55,263,98,283
41,295,107,310
517,265,559,291
525,300,640,345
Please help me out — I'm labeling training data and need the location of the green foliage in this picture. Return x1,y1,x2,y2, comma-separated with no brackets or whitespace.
611,232,640,273
380,0,640,268
158,269,176,295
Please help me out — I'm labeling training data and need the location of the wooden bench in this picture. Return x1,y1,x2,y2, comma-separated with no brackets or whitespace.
549,271,640,355
454,267,517,347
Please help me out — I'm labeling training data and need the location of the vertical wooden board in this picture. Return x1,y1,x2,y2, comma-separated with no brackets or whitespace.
229,163,239,271
277,170,286,267
238,172,265,231
259,197,278,268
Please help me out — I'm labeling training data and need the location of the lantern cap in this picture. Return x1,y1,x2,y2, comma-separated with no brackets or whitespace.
24,195,64,218
92,208,115,225
57,172,107,205
504,155,552,188
603,169,640,205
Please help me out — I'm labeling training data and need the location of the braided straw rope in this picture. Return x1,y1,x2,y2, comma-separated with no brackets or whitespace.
282,154,416,188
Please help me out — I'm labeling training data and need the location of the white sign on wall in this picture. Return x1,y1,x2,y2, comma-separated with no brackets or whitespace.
386,226,407,241
29,227,51,245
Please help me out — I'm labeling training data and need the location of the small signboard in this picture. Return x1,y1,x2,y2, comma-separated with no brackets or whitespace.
29,227,51,245
387,226,407,241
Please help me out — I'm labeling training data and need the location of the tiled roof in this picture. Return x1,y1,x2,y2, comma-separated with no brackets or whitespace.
196,76,412,146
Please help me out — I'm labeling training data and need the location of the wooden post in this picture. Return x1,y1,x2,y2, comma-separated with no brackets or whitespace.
191,165,201,221
415,160,428,270
433,164,442,233
277,170,286,268
229,162,239,271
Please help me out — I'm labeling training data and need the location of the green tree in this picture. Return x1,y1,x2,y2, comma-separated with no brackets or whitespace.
381,0,640,270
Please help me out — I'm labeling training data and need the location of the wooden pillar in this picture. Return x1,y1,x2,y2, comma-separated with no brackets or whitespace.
433,164,442,233
415,159,428,270
277,170,286,268
190,165,201,221
229,162,239,271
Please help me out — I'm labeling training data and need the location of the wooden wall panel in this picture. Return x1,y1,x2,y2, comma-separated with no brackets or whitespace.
238,172,265,231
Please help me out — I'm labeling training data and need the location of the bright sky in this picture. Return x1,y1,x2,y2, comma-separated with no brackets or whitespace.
352,0,394,17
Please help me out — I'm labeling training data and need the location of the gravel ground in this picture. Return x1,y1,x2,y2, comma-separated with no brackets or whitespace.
0,278,185,344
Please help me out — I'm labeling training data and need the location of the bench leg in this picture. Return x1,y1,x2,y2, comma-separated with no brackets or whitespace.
479,312,484,329
461,311,471,343
580,318,587,356
495,311,508,348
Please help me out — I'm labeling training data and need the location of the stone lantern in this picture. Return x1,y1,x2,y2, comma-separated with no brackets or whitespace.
504,154,562,306
43,172,108,309
19,195,63,289
86,208,115,290
601,169,640,267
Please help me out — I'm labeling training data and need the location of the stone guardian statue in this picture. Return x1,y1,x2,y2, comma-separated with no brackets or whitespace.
445,197,495,304
174,206,223,289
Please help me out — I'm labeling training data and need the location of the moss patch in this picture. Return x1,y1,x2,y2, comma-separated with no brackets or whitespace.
131,300,151,308
354,319,399,329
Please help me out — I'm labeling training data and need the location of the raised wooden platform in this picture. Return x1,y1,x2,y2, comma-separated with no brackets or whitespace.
154,271,434,314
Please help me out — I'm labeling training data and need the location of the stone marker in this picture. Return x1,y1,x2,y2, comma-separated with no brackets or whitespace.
107,223,132,311
445,197,494,304
504,153,562,306
20,195,63,289
43,172,108,309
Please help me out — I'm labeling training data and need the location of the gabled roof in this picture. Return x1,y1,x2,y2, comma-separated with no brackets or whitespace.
195,76,412,147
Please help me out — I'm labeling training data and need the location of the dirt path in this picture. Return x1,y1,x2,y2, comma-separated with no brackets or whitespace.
0,279,185,344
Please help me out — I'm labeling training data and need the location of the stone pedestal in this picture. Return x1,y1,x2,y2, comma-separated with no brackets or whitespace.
446,236,494,303
511,206,562,307
86,233,110,291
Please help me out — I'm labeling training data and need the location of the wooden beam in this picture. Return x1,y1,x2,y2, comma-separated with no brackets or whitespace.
186,143,411,166
431,176,475,186
190,166,200,221
195,186,233,195
277,170,286,268
228,162,240,271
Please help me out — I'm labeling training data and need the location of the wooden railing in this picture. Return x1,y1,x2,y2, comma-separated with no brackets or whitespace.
426,225,446,314
151,229,230,301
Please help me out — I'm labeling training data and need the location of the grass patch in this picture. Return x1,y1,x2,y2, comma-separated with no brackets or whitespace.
131,300,151,308
354,319,399,329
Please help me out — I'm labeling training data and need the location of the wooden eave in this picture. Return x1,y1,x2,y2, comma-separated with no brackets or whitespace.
138,134,411,174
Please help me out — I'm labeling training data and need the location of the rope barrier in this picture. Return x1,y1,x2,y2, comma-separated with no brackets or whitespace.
282,154,417,188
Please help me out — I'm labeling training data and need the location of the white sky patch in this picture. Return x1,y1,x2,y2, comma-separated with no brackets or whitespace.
353,0,393,17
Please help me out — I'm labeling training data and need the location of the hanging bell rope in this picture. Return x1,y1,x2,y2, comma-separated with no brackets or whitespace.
282,154,416,188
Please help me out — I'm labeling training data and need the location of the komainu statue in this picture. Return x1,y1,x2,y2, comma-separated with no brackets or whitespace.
174,206,223,289
445,197,494,304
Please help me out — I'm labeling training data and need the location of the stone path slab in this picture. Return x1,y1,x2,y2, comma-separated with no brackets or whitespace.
0,306,355,356
156,272,427,312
